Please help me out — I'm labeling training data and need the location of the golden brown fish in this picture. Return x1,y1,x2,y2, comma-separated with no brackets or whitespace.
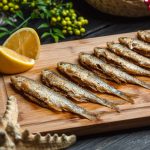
107,42,150,69
82,67,111,81
79,53,150,90
11,76,98,120
57,62,134,103
94,47,150,76
137,31,150,43
42,70,120,112
119,37,150,57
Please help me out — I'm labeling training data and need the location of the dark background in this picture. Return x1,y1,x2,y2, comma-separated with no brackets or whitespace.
67,1,150,150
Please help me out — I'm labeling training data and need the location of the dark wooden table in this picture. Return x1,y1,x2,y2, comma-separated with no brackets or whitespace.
67,1,150,150
1,1,150,150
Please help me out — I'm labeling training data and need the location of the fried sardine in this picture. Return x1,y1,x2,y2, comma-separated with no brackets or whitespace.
119,37,150,57
94,47,150,76
42,70,120,112
11,76,98,120
137,30,150,43
57,62,134,103
107,42,150,69
79,53,150,90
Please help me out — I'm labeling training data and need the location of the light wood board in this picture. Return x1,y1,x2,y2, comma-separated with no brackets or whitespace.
0,31,150,136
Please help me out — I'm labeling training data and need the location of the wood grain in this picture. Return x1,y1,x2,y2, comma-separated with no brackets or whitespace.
0,31,150,136
0,75,7,115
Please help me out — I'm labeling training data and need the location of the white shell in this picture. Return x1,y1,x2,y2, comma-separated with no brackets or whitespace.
0,96,76,150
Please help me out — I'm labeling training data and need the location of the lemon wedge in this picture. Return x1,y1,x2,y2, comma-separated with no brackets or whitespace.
0,46,35,74
3,27,40,59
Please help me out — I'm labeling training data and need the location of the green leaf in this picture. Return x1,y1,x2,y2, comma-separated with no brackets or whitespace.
16,11,24,20
0,27,9,32
36,0,46,6
41,32,50,39
3,19,16,27
31,11,39,19
38,23,49,29
40,13,45,19
53,28,65,39
49,31,59,42
22,21,28,27
0,32,9,38
38,5,47,12
52,35,59,42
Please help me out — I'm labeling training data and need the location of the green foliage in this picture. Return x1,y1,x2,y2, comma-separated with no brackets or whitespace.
0,0,88,42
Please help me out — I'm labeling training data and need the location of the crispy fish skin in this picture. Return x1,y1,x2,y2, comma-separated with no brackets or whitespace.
24,93,49,108
10,78,48,108
79,53,150,90
137,31,150,43
119,37,150,57
42,70,120,112
84,67,111,81
94,47,150,76
119,37,150,52
107,42,150,69
11,76,98,120
57,62,134,103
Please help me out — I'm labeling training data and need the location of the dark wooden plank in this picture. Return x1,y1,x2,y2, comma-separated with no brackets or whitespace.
68,128,150,150
103,129,150,150
85,20,150,38
68,133,129,150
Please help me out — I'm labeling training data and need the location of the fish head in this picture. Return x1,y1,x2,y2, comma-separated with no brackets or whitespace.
57,62,73,71
10,76,28,90
42,70,54,77
94,47,106,54
107,42,115,49
42,70,59,81
79,52,84,58
79,52,88,60
119,37,132,44
11,76,24,84
57,62,82,76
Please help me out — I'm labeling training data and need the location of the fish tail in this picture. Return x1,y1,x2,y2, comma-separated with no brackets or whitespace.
139,82,150,90
83,111,100,121
107,99,126,105
69,105,100,121
108,86,135,104
122,93,137,104
101,100,120,112
133,78,150,90
110,104,120,112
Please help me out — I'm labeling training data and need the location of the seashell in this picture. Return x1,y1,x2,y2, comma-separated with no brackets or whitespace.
0,96,76,150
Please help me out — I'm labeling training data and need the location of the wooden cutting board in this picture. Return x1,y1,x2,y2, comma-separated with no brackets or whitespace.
0,31,150,136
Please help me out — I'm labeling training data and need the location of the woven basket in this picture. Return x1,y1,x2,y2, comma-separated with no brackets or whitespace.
85,0,150,17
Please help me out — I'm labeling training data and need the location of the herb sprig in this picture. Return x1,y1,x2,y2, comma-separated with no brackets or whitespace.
0,0,88,42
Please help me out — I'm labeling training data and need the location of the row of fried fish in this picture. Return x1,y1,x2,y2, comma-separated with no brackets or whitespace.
10,30,150,121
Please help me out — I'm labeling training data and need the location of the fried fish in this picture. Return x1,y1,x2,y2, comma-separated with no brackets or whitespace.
42,70,120,112
94,47,150,76
119,37,150,57
57,62,134,103
137,30,150,43
11,76,98,120
107,42,150,69
79,53,150,90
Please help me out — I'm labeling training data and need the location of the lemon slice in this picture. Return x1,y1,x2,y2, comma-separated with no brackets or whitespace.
3,27,40,59
0,46,35,74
